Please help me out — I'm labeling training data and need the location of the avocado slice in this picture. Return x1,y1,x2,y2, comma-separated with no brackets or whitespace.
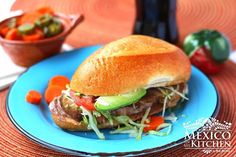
95,88,147,111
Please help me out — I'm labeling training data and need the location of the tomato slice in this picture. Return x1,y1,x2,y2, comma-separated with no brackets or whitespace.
144,116,164,132
70,92,95,111
79,97,95,111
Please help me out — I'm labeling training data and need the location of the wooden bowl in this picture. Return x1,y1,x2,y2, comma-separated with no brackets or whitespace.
0,13,83,67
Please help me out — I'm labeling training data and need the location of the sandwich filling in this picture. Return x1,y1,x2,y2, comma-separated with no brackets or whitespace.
49,83,188,139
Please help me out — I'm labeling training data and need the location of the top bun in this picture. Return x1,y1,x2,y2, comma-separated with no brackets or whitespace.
70,35,191,96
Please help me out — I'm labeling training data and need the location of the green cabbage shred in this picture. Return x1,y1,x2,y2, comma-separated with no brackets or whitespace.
80,106,105,140
148,123,172,136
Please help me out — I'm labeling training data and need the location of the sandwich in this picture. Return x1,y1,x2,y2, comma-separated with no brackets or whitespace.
49,35,191,139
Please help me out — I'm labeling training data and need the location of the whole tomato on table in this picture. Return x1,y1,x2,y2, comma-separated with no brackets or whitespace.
183,29,230,75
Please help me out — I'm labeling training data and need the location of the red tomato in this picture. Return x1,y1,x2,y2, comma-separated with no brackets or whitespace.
70,92,95,111
190,47,223,75
144,116,164,132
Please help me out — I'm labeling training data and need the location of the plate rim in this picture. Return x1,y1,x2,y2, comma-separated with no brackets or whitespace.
6,47,220,156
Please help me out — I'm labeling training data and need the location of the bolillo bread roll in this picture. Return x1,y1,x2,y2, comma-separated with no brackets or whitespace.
70,35,191,96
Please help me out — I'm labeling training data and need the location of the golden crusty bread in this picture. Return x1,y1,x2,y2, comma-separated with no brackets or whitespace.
70,35,191,96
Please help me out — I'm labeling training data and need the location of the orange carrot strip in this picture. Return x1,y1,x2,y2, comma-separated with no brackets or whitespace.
18,12,43,25
22,29,44,41
144,116,164,132
26,90,42,104
48,75,70,89
5,28,22,40
37,6,54,15
44,85,64,104
0,26,10,37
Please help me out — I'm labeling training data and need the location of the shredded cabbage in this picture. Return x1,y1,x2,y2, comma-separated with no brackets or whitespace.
62,84,187,139
159,85,189,117
62,86,80,101
156,123,172,130
165,113,178,122
128,119,148,128
82,116,88,124
64,84,80,96
148,123,172,136
110,126,135,134
183,84,189,95
162,95,169,117
100,111,113,125
114,116,147,128
113,116,132,128
158,88,174,117
62,85,71,96
163,86,189,100
110,109,150,139
136,107,151,140
80,106,105,140
93,111,101,117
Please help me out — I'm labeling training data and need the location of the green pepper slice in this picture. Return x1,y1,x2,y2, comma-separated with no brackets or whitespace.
35,14,53,27
18,23,35,35
45,21,63,37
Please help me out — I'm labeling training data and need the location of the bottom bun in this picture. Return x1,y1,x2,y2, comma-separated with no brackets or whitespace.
52,114,118,131
52,114,87,131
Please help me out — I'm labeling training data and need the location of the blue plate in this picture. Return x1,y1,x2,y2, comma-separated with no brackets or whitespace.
7,45,219,156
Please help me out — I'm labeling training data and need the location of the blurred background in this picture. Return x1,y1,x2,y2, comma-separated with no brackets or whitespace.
1,0,235,48
0,0,236,89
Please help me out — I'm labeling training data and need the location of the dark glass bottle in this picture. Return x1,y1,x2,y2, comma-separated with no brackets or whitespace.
134,0,178,44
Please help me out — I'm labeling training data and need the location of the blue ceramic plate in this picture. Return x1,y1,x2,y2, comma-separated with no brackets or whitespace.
7,45,219,156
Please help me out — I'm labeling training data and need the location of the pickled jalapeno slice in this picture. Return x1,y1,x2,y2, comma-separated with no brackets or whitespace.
18,23,35,34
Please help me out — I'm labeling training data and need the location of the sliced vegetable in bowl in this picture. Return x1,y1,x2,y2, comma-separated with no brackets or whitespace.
0,7,64,41
0,7,83,67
